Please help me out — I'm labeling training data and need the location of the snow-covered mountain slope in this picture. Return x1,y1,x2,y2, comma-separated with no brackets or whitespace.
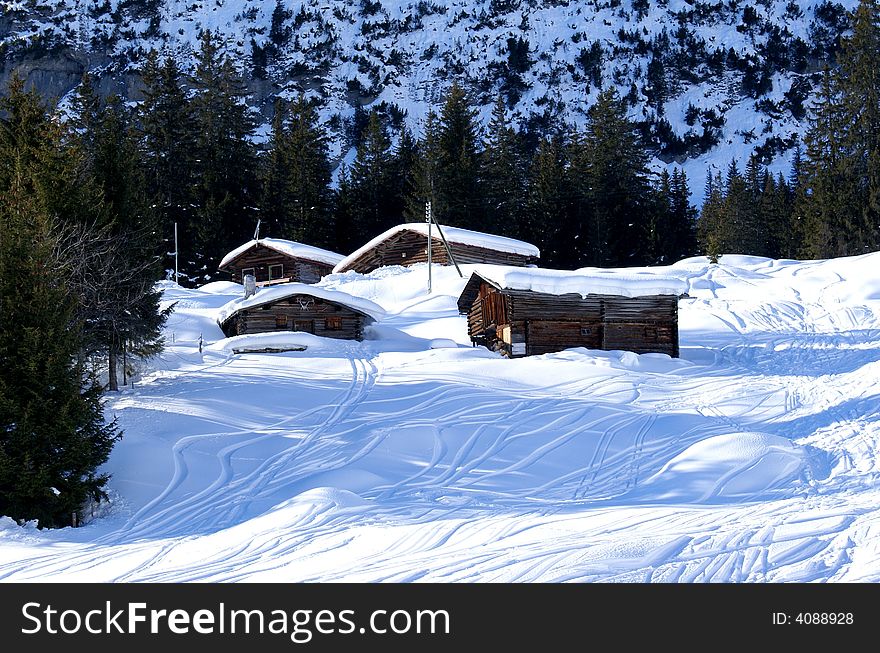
0,1,861,195
2,252,880,582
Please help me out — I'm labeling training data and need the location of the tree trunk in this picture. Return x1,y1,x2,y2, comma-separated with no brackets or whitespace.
108,344,119,392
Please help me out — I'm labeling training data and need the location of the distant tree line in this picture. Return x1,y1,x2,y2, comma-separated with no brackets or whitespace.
697,0,880,261
124,31,699,276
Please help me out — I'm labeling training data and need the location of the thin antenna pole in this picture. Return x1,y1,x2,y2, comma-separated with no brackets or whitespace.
174,222,179,285
426,201,432,293
254,218,261,241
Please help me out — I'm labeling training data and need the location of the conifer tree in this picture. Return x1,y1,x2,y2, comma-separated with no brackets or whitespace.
797,68,854,258
798,1,880,257
139,51,197,280
579,88,654,266
433,82,482,228
482,96,526,235
190,31,259,279
70,81,168,391
346,110,396,245
259,96,334,247
835,0,880,252
669,168,698,261
647,168,697,264
523,136,569,266
698,170,726,261
0,77,121,527
405,109,440,223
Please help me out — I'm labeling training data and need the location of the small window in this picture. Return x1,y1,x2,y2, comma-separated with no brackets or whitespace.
242,267,255,279
275,314,288,328
325,316,342,331
580,326,592,336
401,252,407,258
268,264,283,280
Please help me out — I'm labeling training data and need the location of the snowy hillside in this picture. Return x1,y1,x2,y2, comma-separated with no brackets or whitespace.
1,253,880,582
0,1,861,192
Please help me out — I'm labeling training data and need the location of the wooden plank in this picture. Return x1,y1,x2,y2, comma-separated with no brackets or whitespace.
460,285,680,357
221,245,334,284
220,295,368,340
340,230,536,274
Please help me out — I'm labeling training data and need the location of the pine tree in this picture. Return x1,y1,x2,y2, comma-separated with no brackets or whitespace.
346,110,396,246
139,51,197,281
259,96,334,246
698,170,726,261
69,82,168,392
434,82,482,229
836,0,880,253
523,136,569,266
190,31,259,281
760,172,794,259
261,99,289,239
0,77,121,527
482,96,526,236
741,153,767,254
390,126,419,225
405,109,440,223
578,88,654,266
798,68,854,258
722,159,753,254
647,168,697,265
798,2,880,257
669,168,698,261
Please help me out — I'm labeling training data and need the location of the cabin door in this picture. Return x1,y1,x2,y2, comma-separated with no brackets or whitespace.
293,319,314,334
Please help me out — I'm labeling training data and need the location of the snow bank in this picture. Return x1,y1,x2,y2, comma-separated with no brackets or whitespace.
474,265,690,298
333,223,540,273
216,283,386,325
637,433,806,503
219,238,345,269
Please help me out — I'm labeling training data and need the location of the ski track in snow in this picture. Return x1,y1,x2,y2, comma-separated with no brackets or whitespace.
2,257,880,582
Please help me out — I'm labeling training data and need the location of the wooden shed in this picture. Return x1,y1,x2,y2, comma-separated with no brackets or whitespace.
219,238,345,286
217,284,385,341
457,268,688,358
333,224,540,274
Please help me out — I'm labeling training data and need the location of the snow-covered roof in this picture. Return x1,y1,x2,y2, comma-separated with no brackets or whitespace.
469,265,690,299
217,283,386,325
333,224,540,273
219,238,345,269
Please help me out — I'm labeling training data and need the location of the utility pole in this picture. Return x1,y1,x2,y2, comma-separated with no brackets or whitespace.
426,200,432,293
173,222,179,285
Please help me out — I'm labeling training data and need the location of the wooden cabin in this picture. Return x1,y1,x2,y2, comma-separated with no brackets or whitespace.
217,284,385,341
457,269,687,358
333,224,540,274
219,238,345,286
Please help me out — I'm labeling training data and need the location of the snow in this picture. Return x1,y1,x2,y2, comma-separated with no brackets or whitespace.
472,264,690,298
218,238,345,269
333,223,540,273
216,283,387,325
3,253,880,582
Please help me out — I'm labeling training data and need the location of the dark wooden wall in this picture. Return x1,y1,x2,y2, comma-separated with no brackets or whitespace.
339,230,536,273
222,247,334,285
221,295,369,340
463,282,679,358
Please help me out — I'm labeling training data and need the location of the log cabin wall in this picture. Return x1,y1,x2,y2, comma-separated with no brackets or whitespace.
341,230,536,273
462,282,679,358
222,295,368,340
223,247,334,285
